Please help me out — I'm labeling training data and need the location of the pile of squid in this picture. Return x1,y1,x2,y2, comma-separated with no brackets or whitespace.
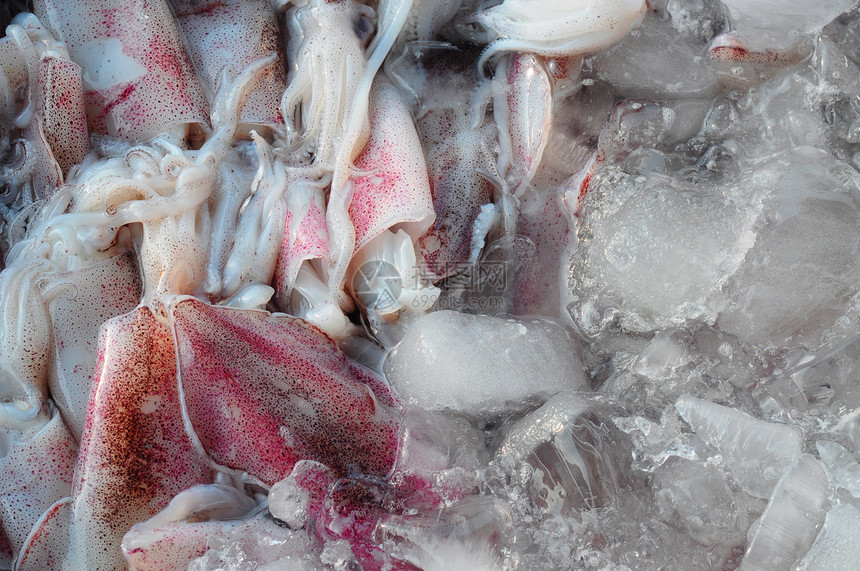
0,0,654,569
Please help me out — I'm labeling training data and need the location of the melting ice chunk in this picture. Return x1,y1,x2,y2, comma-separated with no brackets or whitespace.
796,503,860,571
268,477,310,530
569,168,756,336
653,458,752,545
721,0,857,36
740,455,829,571
815,440,860,498
384,311,584,416
594,12,720,99
675,395,802,498
717,148,860,348
495,393,629,516
374,497,512,571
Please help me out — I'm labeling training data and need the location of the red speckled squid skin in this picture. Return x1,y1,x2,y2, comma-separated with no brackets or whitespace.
68,307,213,569
47,251,143,440
348,78,435,253
274,178,330,298
15,497,72,571
499,53,552,198
35,55,89,177
170,298,401,486
32,0,209,142
0,409,77,563
417,121,495,279
22,119,63,202
170,0,286,130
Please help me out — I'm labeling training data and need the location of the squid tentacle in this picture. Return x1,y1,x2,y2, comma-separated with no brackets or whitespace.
5,25,38,130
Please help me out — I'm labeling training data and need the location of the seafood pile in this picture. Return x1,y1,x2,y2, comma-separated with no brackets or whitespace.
2,0,860,568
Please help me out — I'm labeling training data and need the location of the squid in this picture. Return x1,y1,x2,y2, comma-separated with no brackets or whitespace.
710,0,854,66
346,77,438,325
0,49,265,567
32,0,209,143
417,106,496,279
0,405,76,566
0,16,84,211
170,0,287,134
9,14,88,179
219,133,290,300
492,53,552,201
476,0,647,71
0,21,433,561
280,0,374,168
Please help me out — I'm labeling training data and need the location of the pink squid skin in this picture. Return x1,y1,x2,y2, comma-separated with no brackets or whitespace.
47,250,143,440
123,521,224,571
170,298,400,486
348,78,435,253
170,0,286,131
15,497,72,571
0,408,77,562
33,0,209,143
35,55,88,177
67,307,214,569
497,52,553,199
512,190,570,317
417,118,495,279
273,178,330,301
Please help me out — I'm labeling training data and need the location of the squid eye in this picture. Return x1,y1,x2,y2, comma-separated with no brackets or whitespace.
353,11,374,45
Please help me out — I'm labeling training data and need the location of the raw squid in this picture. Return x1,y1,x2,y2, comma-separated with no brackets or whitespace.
33,0,209,143
477,0,647,70
170,0,286,133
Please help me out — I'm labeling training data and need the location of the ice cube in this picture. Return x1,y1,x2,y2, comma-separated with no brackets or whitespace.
269,477,310,529
396,406,488,476
384,311,585,416
614,405,702,472
675,395,803,498
762,334,860,416
796,503,860,571
495,393,631,517
592,12,719,99
816,440,860,498
721,0,856,36
653,458,752,545
717,148,860,348
184,512,320,571
568,168,756,336
667,0,727,40
740,455,829,571
374,496,512,571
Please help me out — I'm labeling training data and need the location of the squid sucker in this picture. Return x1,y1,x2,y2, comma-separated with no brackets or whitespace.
2,0,857,569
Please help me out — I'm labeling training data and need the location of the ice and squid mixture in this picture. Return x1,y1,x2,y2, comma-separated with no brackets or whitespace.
2,0,860,568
